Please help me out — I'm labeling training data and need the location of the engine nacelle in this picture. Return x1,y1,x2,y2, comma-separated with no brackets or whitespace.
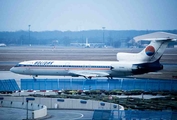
111,62,163,75
132,63,163,74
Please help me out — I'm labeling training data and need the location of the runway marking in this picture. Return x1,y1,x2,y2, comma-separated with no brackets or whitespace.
55,112,84,120
72,113,84,120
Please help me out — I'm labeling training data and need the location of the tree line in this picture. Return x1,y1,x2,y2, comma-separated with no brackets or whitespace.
0,30,176,47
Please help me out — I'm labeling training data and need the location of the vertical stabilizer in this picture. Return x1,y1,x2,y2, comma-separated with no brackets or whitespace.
137,39,171,63
117,32,177,63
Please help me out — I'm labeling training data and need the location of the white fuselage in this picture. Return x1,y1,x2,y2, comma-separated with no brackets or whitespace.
10,60,134,78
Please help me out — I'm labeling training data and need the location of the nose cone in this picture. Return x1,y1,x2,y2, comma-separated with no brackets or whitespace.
10,67,15,73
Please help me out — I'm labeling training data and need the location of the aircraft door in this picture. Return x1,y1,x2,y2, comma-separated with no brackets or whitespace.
87,64,91,70
65,62,70,71
82,65,86,70
82,64,90,70
25,65,31,74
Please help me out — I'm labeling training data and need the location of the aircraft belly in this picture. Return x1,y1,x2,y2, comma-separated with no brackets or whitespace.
13,67,133,77
110,71,132,77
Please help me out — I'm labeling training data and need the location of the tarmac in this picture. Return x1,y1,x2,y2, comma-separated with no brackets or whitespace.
0,46,177,79
0,107,93,120
0,46,177,120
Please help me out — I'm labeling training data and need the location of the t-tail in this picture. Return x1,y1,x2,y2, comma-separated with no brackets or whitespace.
117,32,177,74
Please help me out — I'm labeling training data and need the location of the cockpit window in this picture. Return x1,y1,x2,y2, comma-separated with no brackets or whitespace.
14,64,23,67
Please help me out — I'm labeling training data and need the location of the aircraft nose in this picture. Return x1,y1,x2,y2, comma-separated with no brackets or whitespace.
10,67,15,73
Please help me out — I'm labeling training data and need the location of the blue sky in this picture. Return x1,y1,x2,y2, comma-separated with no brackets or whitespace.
0,0,177,31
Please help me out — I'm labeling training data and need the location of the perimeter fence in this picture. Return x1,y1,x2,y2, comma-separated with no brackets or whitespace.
21,78,177,91
0,79,20,92
92,110,177,120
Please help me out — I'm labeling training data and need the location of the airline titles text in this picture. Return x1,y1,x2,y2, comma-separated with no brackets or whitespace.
34,61,53,65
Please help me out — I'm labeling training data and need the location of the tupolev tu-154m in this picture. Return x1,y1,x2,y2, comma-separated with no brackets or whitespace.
10,32,177,79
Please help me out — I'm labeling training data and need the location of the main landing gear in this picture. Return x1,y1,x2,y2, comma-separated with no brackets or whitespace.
83,76,113,80
84,76,92,80
32,75,38,80
107,77,113,79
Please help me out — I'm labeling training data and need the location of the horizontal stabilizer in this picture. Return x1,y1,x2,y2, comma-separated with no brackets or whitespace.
134,32,177,42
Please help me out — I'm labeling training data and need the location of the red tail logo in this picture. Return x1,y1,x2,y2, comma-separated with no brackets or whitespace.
145,46,155,56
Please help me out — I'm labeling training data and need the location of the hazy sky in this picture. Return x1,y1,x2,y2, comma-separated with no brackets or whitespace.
0,0,177,31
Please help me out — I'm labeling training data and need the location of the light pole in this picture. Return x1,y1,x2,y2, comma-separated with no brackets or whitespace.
102,27,105,44
26,98,35,120
28,25,31,45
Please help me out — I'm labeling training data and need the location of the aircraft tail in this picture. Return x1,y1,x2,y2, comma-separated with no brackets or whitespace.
117,32,177,63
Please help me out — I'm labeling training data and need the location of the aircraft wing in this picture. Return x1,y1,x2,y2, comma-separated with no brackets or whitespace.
69,71,109,78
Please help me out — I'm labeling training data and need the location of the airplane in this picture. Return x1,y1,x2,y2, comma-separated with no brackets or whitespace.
10,32,177,79
85,38,90,48
71,38,91,48
71,38,105,48
0,43,6,47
